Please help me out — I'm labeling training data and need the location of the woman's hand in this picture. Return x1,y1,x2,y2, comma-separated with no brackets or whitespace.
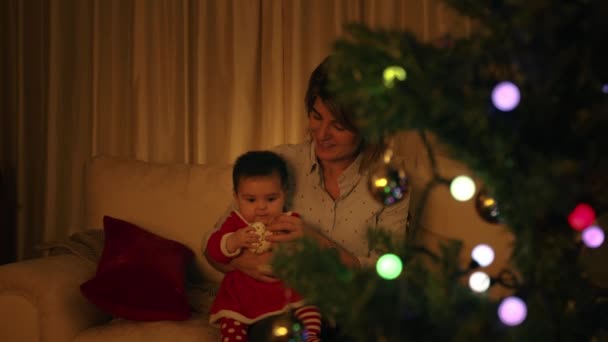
265,214,304,243
229,249,278,283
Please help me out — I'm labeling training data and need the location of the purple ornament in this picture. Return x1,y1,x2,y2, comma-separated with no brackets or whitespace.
602,84,608,94
498,296,527,326
492,81,520,111
582,225,605,248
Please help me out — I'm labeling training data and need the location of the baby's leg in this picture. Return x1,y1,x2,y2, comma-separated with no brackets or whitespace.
219,317,249,342
294,306,322,342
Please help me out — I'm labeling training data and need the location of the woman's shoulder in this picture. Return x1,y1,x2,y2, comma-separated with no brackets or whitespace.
270,141,312,165
270,141,309,154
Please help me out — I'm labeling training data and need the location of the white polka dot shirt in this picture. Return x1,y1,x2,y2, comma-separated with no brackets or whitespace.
273,141,410,267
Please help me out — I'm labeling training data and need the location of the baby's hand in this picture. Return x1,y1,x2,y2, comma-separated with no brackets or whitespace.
226,227,258,254
249,222,273,254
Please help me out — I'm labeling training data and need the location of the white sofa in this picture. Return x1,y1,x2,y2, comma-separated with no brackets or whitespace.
0,156,234,342
0,138,514,342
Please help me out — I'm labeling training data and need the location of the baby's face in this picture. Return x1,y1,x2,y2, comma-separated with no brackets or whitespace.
234,175,285,224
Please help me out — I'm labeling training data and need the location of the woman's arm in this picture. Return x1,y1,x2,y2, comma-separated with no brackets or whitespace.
228,250,278,282
204,251,234,273
266,214,361,269
356,195,410,268
205,231,279,282
377,193,409,240
303,226,361,268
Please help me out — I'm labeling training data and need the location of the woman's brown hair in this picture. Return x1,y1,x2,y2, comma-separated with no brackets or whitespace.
304,56,385,172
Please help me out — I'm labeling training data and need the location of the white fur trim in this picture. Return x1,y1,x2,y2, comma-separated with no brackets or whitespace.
209,300,307,326
220,232,241,257
233,210,250,225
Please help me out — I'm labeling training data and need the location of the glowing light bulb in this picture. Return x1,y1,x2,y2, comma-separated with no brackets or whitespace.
568,203,596,231
392,188,403,199
450,176,476,202
471,244,495,267
376,253,403,280
374,178,388,187
498,296,527,326
273,325,288,337
469,271,491,293
582,225,605,248
492,81,520,111
384,197,396,205
383,66,407,88
602,84,608,94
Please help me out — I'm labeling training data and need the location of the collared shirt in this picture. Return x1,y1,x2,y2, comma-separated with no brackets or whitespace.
273,140,409,266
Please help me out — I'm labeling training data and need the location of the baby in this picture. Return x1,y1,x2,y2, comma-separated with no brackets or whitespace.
205,151,321,342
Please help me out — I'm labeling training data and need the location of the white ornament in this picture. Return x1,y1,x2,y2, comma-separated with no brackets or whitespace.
249,222,273,254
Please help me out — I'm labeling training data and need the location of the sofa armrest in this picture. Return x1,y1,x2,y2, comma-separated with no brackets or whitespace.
0,254,110,342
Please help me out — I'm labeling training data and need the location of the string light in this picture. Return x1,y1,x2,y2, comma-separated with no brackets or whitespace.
376,253,403,280
582,225,605,248
374,178,388,187
450,175,476,202
568,203,596,231
491,81,520,111
383,66,407,88
273,325,289,337
469,271,491,293
498,296,527,326
471,244,495,267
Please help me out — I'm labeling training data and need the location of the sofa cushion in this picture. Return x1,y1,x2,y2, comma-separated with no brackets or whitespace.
73,313,219,342
84,156,234,283
74,286,220,342
80,216,194,321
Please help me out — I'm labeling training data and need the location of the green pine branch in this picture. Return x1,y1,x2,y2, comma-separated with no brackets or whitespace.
274,1,608,340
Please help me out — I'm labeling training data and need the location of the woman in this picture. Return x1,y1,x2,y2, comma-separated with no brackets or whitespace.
205,56,410,340
206,55,409,281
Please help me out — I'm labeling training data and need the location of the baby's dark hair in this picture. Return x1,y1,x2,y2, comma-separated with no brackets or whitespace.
232,151,288,193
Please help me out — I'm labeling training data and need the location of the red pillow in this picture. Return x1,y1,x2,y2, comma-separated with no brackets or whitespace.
80,216,194,321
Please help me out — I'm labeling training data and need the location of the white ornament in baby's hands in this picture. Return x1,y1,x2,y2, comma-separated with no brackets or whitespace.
249,222,272,254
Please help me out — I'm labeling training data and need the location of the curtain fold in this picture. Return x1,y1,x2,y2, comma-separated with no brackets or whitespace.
0,0,469,261
0,0,20,263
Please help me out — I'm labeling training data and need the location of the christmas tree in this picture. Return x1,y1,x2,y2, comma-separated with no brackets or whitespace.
274,0,608,341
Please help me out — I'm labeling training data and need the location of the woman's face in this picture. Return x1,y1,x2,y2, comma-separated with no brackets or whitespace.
308,97,361,166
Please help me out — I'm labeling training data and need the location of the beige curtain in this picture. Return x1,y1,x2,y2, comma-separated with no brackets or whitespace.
0,0,469,261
